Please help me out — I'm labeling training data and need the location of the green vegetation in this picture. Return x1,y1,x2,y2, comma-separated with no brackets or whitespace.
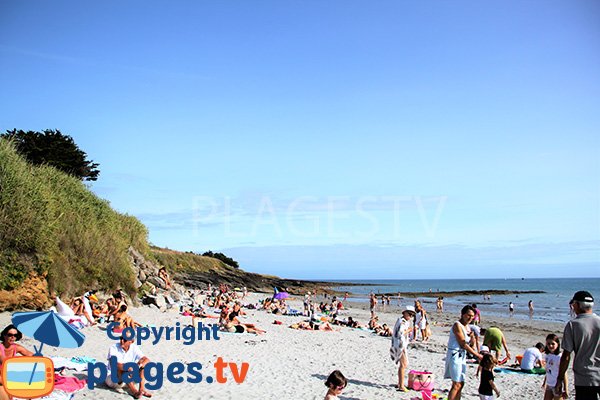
201,250,239,268
0,138,147,295
149,246,230,274
1,129,101,181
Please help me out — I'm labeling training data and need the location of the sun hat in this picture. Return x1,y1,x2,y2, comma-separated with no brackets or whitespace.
570,291,594,303
402,305,416,315
480,345,490,353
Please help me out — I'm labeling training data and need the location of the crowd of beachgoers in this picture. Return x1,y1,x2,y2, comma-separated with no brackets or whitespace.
0,275,597,400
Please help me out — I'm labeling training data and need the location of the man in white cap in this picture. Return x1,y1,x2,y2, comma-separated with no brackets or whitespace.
556,290,600,399
391,305,415,392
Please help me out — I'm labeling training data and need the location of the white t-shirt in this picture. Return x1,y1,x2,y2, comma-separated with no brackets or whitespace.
107,342,144,376
521,347,543,370
469,324,481,338
545,353,562,387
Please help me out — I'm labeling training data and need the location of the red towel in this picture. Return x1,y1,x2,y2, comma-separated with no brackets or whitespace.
54,375,86,392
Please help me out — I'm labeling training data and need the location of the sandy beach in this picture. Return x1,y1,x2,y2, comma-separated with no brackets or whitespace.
0,294,574,400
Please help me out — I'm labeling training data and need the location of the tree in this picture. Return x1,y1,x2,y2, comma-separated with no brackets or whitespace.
1,129,100,181
201,251,240,268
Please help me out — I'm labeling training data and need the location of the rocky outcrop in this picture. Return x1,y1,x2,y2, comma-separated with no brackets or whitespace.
175,269,337,296
128,247,169,291
0,272,51,311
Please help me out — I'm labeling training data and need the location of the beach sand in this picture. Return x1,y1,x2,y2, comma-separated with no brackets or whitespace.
0,294,574,400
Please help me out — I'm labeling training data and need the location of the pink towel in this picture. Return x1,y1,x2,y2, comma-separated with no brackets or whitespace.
54,375,86,392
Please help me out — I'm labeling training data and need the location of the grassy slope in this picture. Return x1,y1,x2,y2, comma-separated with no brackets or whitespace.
0,138,329,307
0,138,147,296
149,246,228,273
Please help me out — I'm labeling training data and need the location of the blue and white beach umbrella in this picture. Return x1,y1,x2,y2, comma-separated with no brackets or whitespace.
12,311,86,385
12,311,86,354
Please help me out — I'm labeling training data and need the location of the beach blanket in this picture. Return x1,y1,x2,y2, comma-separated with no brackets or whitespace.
38,390,75,400
494,367,545,375
54,375,86,392
70,356,96,364
51,357,89,372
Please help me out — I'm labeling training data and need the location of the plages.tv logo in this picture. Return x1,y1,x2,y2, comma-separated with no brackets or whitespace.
3,311,86,399
86,322,250,390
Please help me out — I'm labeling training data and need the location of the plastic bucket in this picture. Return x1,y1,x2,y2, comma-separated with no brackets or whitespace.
516,355,523,364
421,389,432,400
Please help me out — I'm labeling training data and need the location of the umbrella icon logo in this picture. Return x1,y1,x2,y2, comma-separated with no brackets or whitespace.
2,311,86,399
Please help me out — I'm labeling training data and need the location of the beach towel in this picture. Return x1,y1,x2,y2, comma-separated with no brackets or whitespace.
54,375,86,392
494,367,544,375
51,357,89,372
70,356,96,364
390,318,408,364
39,390,75,400
494,368,524,375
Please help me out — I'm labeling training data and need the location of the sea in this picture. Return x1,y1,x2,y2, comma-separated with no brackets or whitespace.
330,278,600,323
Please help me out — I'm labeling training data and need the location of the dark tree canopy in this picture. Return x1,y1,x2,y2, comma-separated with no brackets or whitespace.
1,129,100,181
202,251,240,268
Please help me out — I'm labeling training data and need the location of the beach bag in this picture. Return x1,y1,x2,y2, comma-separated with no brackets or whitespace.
408,370,434,391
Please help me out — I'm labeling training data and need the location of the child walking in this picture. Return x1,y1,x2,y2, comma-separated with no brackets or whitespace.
542,334,568,400
324,370,347,400
478,353,501,399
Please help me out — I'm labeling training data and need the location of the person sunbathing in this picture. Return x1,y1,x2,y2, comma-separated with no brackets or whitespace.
313,321,335,331
378,323,393,337
346,317,362,329
113,289,128,304
70,298,85,314
368,316,381,331
222,320,265,334
70,297,95,325
219,306,265,334
114,305,141,330
262,299,273,310
231,303,246,317
108,292,128,321
158,267,172,289
0,325,34,400
289,320,336,331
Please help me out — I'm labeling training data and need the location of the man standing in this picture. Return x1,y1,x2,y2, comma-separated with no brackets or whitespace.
303,291,311,316
369,293,377,318
556,291,600,399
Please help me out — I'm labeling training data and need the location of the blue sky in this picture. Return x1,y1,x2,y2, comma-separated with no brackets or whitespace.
1,1,599,279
